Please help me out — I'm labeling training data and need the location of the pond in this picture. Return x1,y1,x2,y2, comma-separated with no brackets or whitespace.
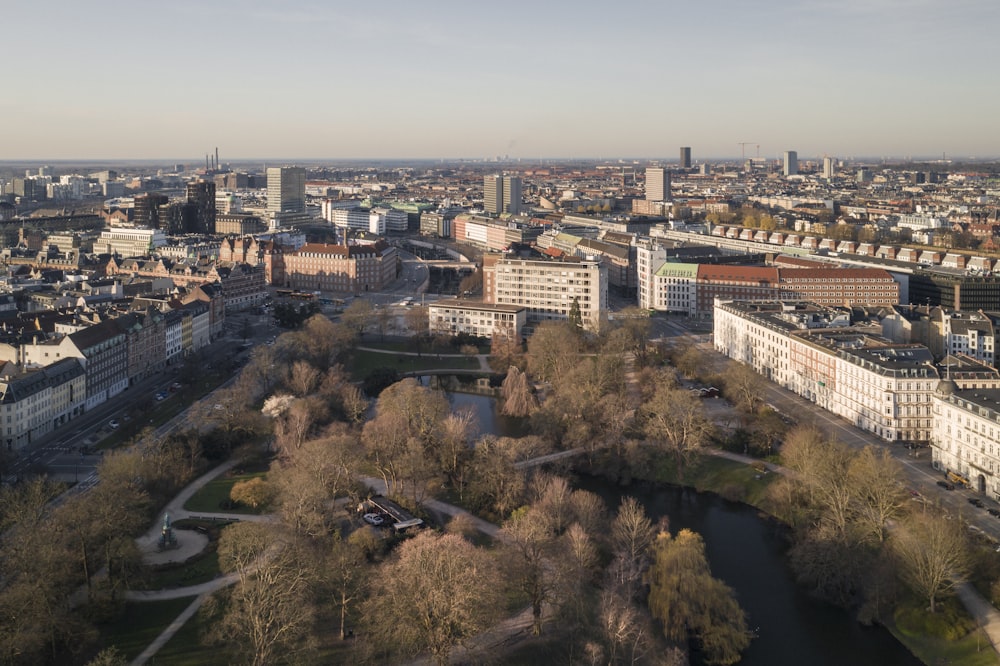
446,390,529,440
417,385,918,663
578,479,921,666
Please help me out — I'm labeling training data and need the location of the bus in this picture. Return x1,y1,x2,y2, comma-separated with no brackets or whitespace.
290,292,316,301
275,289,293,298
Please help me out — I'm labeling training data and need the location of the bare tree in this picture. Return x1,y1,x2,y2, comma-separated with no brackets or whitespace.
849,445,906,544
611,497,657,594
340,299,374,337
526,320,579,384
891,512,970,613
724,362,764,415
467,436,527,519
363,532,502,666
287,360,321,397
599,590,654,666
489,323,524,373
213,523,319,666
501,508,561,636
640,377,713,480
324,535,368,641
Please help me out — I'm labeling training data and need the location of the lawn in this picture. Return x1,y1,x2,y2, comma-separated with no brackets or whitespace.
135,548,222,591
142,602,234,666
347,348,481,379
887,601,1000,666
650,451,779,508
183,471,268,514
98,596,198,662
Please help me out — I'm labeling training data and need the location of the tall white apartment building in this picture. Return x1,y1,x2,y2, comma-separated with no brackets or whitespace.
645,167,669,202
484,175,522,215
266,167,306,215
483,255,607,332
636,242,666,309
783,151,798,176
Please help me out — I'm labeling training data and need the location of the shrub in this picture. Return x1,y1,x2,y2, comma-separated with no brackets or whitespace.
894,598,975,641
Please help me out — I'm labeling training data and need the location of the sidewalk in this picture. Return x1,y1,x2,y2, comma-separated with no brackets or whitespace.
126,460,269,666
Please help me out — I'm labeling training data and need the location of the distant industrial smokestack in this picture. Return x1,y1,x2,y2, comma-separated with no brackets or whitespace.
205,154,210,171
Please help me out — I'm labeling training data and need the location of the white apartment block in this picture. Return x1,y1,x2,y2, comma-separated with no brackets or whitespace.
428,300,526,339
943,314,995,366
373,207,409,232
651,263,699,315
95,227,167,258
484,256,607,332
896,214,947,231
636,243,667,310
932,384,1000,499
327,206,399,235
714,300,1000,443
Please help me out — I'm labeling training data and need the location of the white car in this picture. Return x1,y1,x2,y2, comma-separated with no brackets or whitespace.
362,513,385,526
108,419,120,430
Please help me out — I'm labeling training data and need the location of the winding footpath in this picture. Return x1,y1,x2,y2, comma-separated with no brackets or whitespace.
126,460,268,666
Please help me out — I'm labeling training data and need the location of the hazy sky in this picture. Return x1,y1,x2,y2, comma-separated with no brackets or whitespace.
5,0,998,161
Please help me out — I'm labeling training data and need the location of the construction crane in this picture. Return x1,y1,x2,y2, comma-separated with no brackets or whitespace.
737,142,760,160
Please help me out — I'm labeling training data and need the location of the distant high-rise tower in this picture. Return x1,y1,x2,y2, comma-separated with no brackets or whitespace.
823,157,834,179
266,167,306,216
503,176,522,215
645,167,670,202
679,147,691,169
185,180,216,233
484,175,522,215
484,175,502,215
783,151,798,177
133,192,169,229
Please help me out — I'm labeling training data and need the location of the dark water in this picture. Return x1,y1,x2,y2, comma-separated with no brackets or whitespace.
577,479,921,666
445,391,529,440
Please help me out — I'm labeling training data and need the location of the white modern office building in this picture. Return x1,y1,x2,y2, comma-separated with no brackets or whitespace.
95,227,167,258
427,299,527,339
483,254,607,332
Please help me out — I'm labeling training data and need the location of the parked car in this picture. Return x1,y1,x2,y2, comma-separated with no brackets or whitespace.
362,513,385,526
108,419,120,430
969,498,986,509
155,392,167,401
937,480,955,491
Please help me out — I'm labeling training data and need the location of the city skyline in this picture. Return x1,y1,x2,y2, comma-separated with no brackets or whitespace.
5,0,999,161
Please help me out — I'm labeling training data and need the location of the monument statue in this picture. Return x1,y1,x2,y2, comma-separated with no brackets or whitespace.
158,512,178,550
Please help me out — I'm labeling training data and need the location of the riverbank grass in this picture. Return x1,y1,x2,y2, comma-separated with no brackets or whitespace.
650,451,779,508
888,597,999,666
